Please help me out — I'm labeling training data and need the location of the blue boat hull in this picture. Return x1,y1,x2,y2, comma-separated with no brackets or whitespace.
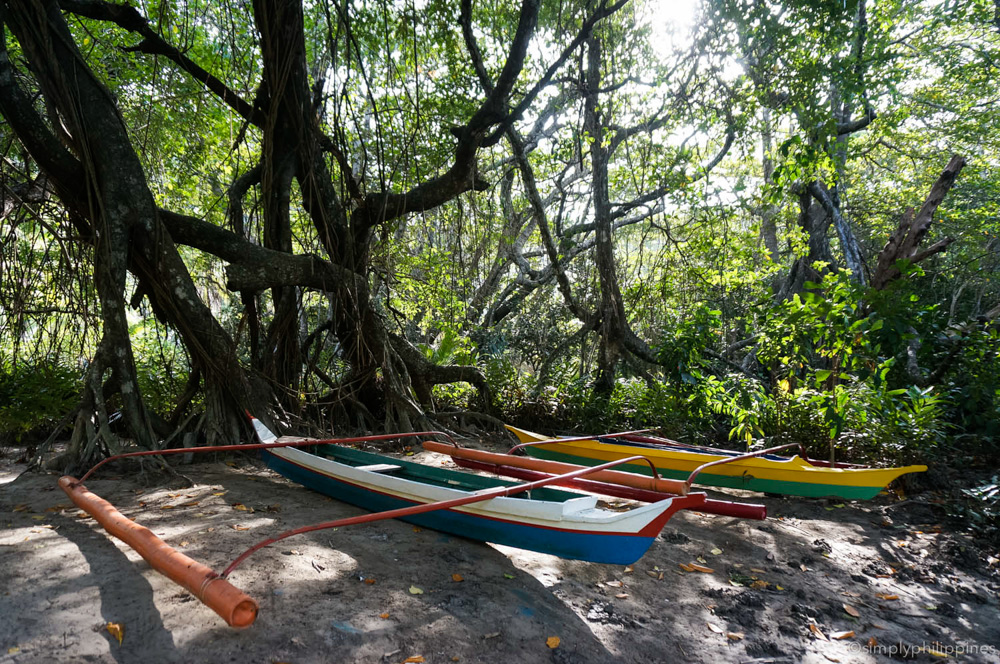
264,450,658,564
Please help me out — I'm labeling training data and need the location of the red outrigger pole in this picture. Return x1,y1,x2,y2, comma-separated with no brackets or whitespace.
445,456,767,521
77,428,460,483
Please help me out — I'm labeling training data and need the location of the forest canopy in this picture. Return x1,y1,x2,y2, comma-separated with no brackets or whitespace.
0,0,998,475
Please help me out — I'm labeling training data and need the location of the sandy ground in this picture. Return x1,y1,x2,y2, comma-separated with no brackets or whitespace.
1,446,999,664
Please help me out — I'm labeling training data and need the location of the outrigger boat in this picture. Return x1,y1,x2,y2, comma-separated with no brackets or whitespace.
505,426,927,500
59,419,721,627
253,421,708,565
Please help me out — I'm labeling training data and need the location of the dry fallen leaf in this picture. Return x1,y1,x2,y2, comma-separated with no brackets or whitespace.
843,603,861,617
750,568,766,574
831,630,855,640
727,632,744,641
875,593,899,601
105,622,124,645
623,566,633,574
606,580,624,588
231,524,249,531
707,623,724,634
925,647,950,659
710,548,723,555
690,564,714,574
546,636,560,649
678,563,695,573
179,541,189,547
697,556,708,564
364,578,377,585
380,613,390,619
451,573,464,583
808,623,828,641
402,656,425,663
615,593,628,599
412,527,422,533
868,637,878,647
823,655,841,663
232,503,249,511
409,585,424,595
648,570,662,578
750,580,769,590
7,647,20,654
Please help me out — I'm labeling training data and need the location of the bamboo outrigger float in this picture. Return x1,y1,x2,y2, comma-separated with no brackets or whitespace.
58,476,260,627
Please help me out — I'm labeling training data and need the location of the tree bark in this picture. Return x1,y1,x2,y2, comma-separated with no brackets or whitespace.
870,155,964,291
585,35,629,395
1,0,268,450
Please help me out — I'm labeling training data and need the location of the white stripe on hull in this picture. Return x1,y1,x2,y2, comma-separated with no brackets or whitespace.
271,447,676,536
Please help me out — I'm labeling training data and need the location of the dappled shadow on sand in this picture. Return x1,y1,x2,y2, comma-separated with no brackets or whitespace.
3,459,999,663
166,467,623,664
2,463,625,663
503,487,1000,663
55,516,180,663
0,473,177,663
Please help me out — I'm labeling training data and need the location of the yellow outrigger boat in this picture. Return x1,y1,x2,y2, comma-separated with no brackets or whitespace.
506,426,927,500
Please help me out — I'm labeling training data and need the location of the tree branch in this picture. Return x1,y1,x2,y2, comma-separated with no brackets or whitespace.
871,155,965,290
58,0,263,126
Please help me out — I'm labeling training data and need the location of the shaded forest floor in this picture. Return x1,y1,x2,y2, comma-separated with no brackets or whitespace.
1,441,999,664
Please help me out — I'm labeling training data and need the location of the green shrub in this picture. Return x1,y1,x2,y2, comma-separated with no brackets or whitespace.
0,359,81,445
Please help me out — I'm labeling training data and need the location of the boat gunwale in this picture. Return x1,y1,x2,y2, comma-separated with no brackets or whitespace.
507,427,927,479
302,441,584,502
266,446,686,529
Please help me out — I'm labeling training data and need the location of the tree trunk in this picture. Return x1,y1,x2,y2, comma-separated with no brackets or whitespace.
760,108,780,268
776,190,835,299
586,35,629,395
1,0,269,453
870,155,964,291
